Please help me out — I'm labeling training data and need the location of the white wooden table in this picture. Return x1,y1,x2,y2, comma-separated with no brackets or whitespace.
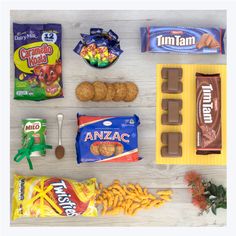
10,10,226,226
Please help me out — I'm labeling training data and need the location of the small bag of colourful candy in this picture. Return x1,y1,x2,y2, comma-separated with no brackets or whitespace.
73,28,123,68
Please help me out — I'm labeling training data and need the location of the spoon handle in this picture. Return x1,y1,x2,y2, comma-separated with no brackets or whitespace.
57,113,64,146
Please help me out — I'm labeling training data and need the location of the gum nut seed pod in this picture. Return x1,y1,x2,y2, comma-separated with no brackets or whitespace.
92,81,107,101
75,82,95,101
112,82,127,101
124,82,139,102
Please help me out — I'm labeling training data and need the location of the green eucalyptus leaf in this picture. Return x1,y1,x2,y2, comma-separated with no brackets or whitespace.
211,204,217,215
210,184,218,196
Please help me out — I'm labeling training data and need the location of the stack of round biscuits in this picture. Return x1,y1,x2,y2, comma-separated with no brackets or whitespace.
75,81,138,102
90,142,124,157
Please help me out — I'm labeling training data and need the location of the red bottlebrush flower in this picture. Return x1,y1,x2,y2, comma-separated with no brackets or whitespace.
185,171,208,211
184,171,202,185
192,195,208,210
184,170,227,215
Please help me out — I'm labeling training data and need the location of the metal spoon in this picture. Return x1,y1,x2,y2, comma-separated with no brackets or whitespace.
55,113,65,159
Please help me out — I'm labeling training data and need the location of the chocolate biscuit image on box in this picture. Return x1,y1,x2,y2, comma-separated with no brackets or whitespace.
196,34,220,49
75,82,95,101
99,142,116,157
113,82,127,101
92,81,107,101
196,73,221,154
124,82,139,102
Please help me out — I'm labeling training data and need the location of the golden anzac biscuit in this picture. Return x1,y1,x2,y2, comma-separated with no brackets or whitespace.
90,143,100,156
92,81,107,101
75,81,94,101
115,143,124,155
124,82,139,102
99,143,115,157
113,82,127,101
104,83,115,101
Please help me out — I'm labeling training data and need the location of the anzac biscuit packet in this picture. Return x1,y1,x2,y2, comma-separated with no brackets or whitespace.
76,114,141,163
13,23,63,100
12,174,97,220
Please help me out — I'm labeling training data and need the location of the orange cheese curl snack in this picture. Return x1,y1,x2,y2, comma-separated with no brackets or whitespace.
12,174,98,220
96,180,172,216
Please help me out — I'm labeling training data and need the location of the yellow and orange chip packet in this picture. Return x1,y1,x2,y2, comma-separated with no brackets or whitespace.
12,174,98,220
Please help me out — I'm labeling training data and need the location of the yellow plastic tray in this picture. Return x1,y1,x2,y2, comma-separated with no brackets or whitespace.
156,64,226,165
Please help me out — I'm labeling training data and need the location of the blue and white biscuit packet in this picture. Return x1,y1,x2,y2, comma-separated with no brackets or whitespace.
140,26,225,54
76,114,141,163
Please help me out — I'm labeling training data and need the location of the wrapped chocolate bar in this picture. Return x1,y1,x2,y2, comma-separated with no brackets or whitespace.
140,26,225,54
196,73,221,154
96,39,109,68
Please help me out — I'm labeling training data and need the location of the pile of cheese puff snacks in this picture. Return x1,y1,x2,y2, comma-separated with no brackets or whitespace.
95,180,172,216
74,28,123,68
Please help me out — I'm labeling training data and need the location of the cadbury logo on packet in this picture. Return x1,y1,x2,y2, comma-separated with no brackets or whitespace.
75,114,141,163
140,26,225,54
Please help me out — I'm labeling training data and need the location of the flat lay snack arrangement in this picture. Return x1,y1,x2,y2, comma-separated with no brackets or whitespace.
10,10,227,226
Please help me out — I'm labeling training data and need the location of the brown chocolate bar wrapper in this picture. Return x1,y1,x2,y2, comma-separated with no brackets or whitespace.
196,73,221,154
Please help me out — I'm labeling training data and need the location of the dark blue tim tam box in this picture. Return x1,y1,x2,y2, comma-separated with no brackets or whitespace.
141,26,225,54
